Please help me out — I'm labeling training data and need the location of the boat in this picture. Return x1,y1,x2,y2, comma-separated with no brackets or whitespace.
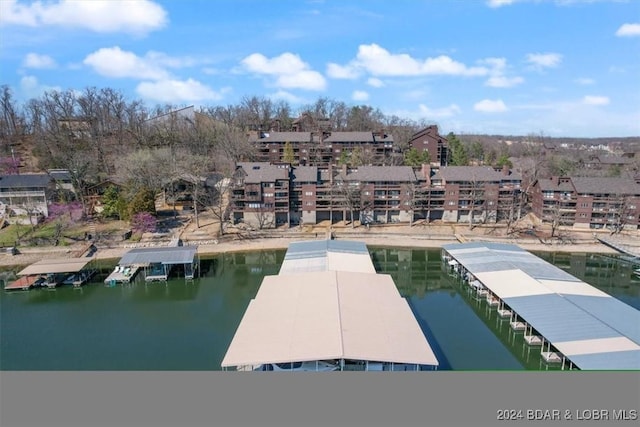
257,360,339,372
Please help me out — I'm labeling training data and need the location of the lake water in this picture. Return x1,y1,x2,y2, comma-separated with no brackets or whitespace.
1,248,638,370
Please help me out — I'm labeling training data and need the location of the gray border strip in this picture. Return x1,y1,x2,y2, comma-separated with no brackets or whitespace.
1,372,638,427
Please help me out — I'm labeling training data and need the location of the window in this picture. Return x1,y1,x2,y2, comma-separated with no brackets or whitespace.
305,201,314,206
248,203,260,209
543,191,554,199
580,213,586,218
448,201,455,206
305,191,313,196
263,193,274,197
581,203,589,208
449,191,455,195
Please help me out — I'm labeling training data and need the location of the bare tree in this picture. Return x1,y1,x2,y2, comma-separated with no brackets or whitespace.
333,177,362,228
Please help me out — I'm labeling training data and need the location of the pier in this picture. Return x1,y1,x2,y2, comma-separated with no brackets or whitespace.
442,242,640,370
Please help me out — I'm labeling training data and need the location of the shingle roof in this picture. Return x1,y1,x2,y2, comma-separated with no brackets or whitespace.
339,166,417,182
570,177,640,195
536,178,574,192
291,166,318,183
596,156,632,165
323,132,374,143
248,132,311,143
434,166,507,182
237,162,290,183
0,174,52,189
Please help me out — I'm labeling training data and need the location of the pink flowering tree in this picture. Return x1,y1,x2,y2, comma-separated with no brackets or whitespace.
130,212,157,234
0,156,20,174
46,201,84,223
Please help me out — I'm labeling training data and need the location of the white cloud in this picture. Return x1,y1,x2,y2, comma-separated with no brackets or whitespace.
22,53,56,69
354,44,488,77
487,0,516,8
352,90,369,101
418,103,462,119
326,62,360,79
486,75,525,88
479,57,523,88
269,90,307,104
84,47,169,80
474,99,508,113
0,0,167,36
367,78,384,88
136,79,223,103
19,75,61,98
526,52,563,69
241,52,326,90
583,95,610,106
575,77,595,85
616,23,640,37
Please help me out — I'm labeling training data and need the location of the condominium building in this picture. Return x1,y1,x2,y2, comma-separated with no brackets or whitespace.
407,125,449,166
248,130,395,166
531,176,640,230
230,162,522,229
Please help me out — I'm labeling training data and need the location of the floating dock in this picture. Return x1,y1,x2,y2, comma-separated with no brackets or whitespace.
4,275,44,291
443,242,640,370
221,240,439,371
104,265,141,285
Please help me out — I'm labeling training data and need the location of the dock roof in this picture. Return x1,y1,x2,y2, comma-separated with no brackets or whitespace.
443,242,640,370
279,240,376,275
222,239,438,369
18,258,93,275
118,246,197,266
221,270,438,368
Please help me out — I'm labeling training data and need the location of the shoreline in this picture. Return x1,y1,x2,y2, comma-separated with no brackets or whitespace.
0,234,621,269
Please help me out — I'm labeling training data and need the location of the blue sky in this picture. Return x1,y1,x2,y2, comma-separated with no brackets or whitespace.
1,0,639,137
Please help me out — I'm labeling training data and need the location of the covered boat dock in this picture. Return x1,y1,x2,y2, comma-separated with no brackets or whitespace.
221,240,439,371
114,246,198,282
15,258,97,289
442,242,640,370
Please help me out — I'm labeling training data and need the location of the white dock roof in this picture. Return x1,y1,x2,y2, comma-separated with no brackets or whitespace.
221,270,438,368
18,258,93,275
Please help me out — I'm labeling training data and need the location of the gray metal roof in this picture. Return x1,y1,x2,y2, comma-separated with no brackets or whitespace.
119,246,197,266
444,242,640,370
0,174,52,189
279,240,375,275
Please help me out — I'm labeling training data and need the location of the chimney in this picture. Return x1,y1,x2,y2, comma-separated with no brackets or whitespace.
501,164,510,176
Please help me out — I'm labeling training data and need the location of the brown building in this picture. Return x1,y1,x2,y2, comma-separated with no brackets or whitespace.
407,125,449,166
427,166,522,224
231,162,522,229
531,176,640,231
248,130,395,166
231,162,291,227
